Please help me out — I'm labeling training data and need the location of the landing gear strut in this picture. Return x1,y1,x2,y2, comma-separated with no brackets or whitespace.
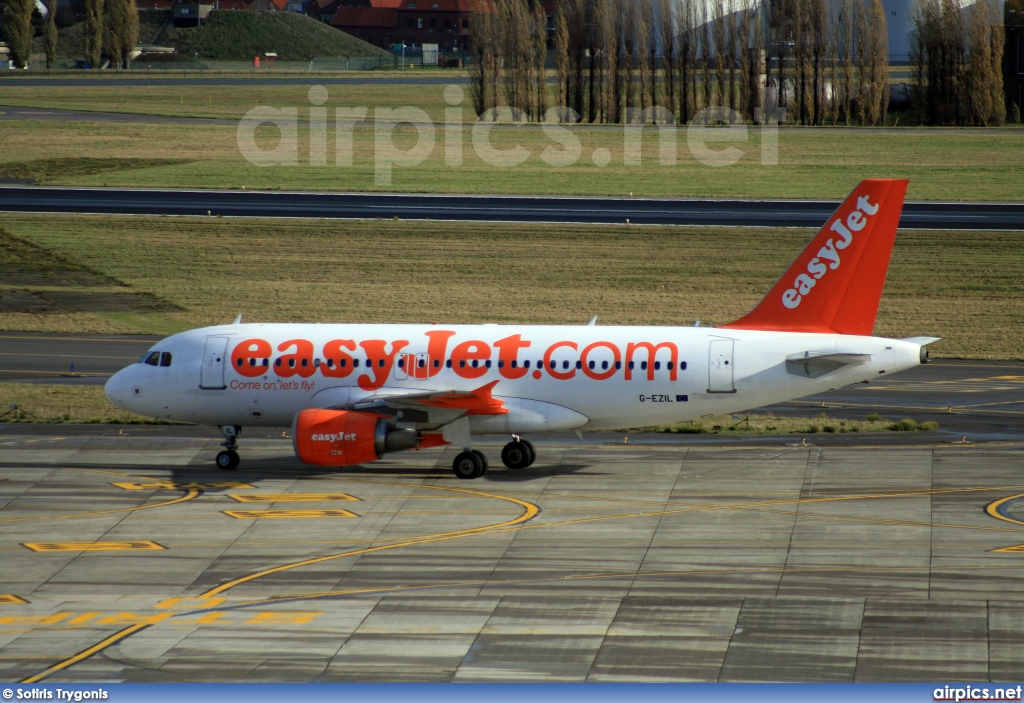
216,425,241,470
501,437,535,470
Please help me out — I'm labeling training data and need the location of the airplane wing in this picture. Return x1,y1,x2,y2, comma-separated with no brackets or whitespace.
339,380,508,430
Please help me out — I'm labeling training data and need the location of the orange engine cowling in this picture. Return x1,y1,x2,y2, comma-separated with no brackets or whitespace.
292,409,420,467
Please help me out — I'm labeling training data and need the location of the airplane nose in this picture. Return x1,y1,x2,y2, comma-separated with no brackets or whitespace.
105,371,125,409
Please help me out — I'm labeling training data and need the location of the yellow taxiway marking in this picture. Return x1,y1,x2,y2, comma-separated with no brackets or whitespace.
223,509,359,519
17,472,1023,682
985,494,1024,527
200,482,540,598
0,468,204,523
227,493,359,503
22,540,166,553
0,595,28,605
990,544,1024,553
19,623,150,684
243,561,1024,608
115,481,254,491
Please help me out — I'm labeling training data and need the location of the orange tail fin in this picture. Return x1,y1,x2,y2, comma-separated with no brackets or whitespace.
720,179,908,335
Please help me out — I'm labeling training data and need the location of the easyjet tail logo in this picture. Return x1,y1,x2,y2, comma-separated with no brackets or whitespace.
781,194,880,310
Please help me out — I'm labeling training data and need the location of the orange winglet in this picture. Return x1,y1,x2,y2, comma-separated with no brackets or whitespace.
419,380,509,416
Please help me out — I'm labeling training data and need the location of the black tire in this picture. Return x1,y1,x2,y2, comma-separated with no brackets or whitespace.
471,450,489,475
452,450,484,479
521,439,536,467
501,441,531,470
216,450,240,470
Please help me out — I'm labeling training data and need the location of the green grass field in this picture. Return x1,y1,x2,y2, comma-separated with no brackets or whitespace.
0,214,1021,359
0,117,1021,200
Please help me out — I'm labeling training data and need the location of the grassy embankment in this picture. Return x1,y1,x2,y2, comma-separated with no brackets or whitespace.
29,10,389,63
0,215,1020,360
0,118,1021,200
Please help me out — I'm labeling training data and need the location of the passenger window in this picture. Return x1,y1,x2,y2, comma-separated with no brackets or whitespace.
263,359,269,367
641,361,648,370
588,360,595,370
524,361,530,369
144,352,160,366
301,359,308,367
628,361,634,370
398,358,405,369
485,360,492,369
563,361,569,370
576,361,582,370
615,361,621,370
549,360,556,369
459,360,466,368
160,352,172,367
275,359,282,367
418,358,426,368
378,359,385,368
354,359,360,367
314,358,321,367
681,361,688,370
326,359,335,369
654,361,661,370
498,360,505,369
340,359,347,368
471,360,478,368
446,359,453,368
289,359,296,368
511,360,518,368
433,359,441,368
601,361,608,370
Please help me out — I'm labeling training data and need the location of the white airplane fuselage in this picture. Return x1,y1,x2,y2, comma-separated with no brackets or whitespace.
105,322,924,432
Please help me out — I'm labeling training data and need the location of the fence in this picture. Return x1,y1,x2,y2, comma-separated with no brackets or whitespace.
30,51,471,73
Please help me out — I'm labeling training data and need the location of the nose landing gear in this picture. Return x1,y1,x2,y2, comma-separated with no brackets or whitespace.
216,425,241,470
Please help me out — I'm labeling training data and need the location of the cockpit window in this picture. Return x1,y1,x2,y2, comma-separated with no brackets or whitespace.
144,352,160,366
160,352,172,367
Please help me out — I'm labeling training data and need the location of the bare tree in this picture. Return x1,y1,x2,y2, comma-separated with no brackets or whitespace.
677,0,696,122
598,0,620,122
532,2,547,121
105,0,138,69
637,0,653,115
85,0,104,68
553,5,570,117
1,0,35,68
44,0,58,68
841,0,856,123
699,0,713,109
658,0,678,118
469,0,496,117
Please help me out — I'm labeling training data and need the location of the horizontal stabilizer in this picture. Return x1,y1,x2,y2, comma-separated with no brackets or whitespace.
786,351,871,378
901,336,942,346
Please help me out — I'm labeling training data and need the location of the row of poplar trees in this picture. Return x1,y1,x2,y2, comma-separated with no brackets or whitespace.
910,0,1006,125
0,0,138,68
469,0,892,126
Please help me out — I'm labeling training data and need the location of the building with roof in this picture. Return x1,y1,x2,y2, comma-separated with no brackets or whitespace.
330,0,474,51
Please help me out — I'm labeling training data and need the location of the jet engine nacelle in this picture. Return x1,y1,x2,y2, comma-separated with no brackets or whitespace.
293,409,419,466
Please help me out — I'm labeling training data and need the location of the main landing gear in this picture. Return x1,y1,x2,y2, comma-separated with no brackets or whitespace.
450,437,536,479
216,425,241,470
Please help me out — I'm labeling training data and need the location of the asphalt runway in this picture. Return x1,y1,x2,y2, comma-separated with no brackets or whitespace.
2,185,1022,229
2,426,1024,682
